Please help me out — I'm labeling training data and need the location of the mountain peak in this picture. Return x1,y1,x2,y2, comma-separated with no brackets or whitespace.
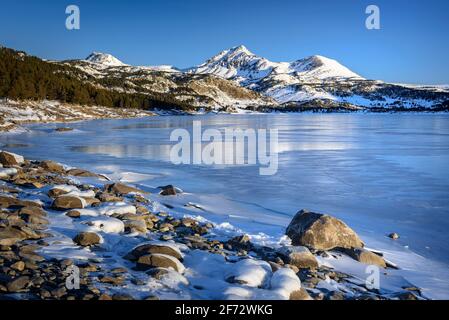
85,52,127,67
229,45,252,55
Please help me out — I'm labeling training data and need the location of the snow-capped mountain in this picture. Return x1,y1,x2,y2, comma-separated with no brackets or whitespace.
188,45,448,108
85,52,127,67
55,46,449,111
188,45,362,85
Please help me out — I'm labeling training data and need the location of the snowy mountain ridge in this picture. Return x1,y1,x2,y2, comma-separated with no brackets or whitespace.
72,46,449,110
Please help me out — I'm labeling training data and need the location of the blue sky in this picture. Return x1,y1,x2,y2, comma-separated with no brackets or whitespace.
1,0,448,84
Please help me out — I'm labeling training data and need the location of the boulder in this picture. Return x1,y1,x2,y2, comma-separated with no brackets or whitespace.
73,232,101,246
66,168,99,178
53,195,86,210
127,243,183,261
7,276,30,292
290,288,313,300
286,210,364,250
158,185,180,196
341,248,386,268
104,183,145,195
388,232,400,240
39,160,65,173
0,227,27,246
136,253,184,273
0,151,25,166
278,246,319,269
124,220,147,234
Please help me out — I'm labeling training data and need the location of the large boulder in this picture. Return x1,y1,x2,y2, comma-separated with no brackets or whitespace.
278,246,318,269
286,210,364,251
0,151,25,166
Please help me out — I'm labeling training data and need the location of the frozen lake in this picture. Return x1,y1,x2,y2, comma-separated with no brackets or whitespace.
2,113,449,296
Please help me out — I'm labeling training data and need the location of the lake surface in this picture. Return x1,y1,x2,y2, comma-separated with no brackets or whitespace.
2,113,449,272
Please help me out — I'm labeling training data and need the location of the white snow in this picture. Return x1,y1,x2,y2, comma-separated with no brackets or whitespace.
85,52,127,67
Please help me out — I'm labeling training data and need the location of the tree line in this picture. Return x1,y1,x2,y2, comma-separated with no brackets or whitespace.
0,47,193,111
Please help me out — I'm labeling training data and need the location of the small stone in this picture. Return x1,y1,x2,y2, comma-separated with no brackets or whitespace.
66,210,81,218
73,232,101,246
10,261,25,271
388,233,400,240
112,293,134,300
158,185,179,196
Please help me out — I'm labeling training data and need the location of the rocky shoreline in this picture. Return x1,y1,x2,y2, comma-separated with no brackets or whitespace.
0,150,425,300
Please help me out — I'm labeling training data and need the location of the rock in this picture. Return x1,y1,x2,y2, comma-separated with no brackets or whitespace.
112,293,134,300
39,160,65,173
10,261,25,272
21,214,49,225
98,294,113,300
136,253,184,273
388,232,400,240
55,127,73,132
158,185,179,196
53,195,86,210
66,210,81,218
0,168,18,179
181,217,197,227
73,232,101,246
104,183,145,195
0,151,25,166
341,248,387,268
0,227,27,245
290,288,313,300
128,243,183,261
98,193,123,202
19,206,47,217
124,220,148,234
66,168,99,178
278,246,319,269
147,267,170,279
226,234,252,251
99,275,124,286
7,276,30,292
286,210,364,250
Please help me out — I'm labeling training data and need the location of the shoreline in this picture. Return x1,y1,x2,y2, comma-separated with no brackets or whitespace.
0,150,430,300
2,99,449,133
